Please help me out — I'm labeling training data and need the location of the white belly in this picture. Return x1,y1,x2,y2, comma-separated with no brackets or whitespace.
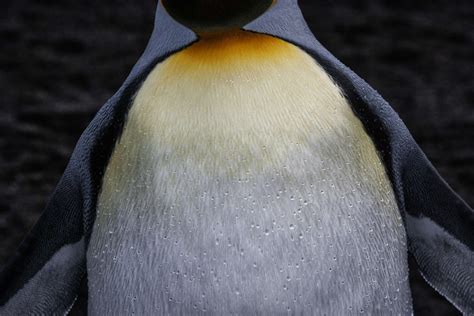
87,31,412,315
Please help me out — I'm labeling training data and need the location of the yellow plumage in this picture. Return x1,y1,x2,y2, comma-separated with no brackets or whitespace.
108,30,380,176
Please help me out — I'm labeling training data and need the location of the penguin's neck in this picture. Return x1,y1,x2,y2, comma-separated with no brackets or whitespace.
174,30,297,67
122,30,363,175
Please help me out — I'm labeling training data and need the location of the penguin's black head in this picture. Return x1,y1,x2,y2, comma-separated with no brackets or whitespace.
162,0,275,34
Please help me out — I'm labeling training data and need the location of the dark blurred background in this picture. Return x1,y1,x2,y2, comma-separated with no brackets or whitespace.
0,0,472,315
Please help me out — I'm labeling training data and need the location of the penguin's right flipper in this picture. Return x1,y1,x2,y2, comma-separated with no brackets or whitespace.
0,161,86,315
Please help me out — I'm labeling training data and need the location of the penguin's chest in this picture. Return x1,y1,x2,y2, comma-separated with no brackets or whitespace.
87,32,411,315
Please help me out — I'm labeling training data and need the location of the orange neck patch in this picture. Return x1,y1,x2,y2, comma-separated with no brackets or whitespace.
172,30,296,68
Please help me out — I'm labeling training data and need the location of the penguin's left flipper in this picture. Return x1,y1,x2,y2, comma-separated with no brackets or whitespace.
316,54,474,313
336,65,473,313
0,162,86,315
401,145,474,315
301,38,474,312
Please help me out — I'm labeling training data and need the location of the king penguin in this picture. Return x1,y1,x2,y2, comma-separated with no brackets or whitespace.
1,0,473,315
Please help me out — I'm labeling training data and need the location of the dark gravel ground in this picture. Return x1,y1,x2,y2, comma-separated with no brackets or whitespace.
0,0,472,315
